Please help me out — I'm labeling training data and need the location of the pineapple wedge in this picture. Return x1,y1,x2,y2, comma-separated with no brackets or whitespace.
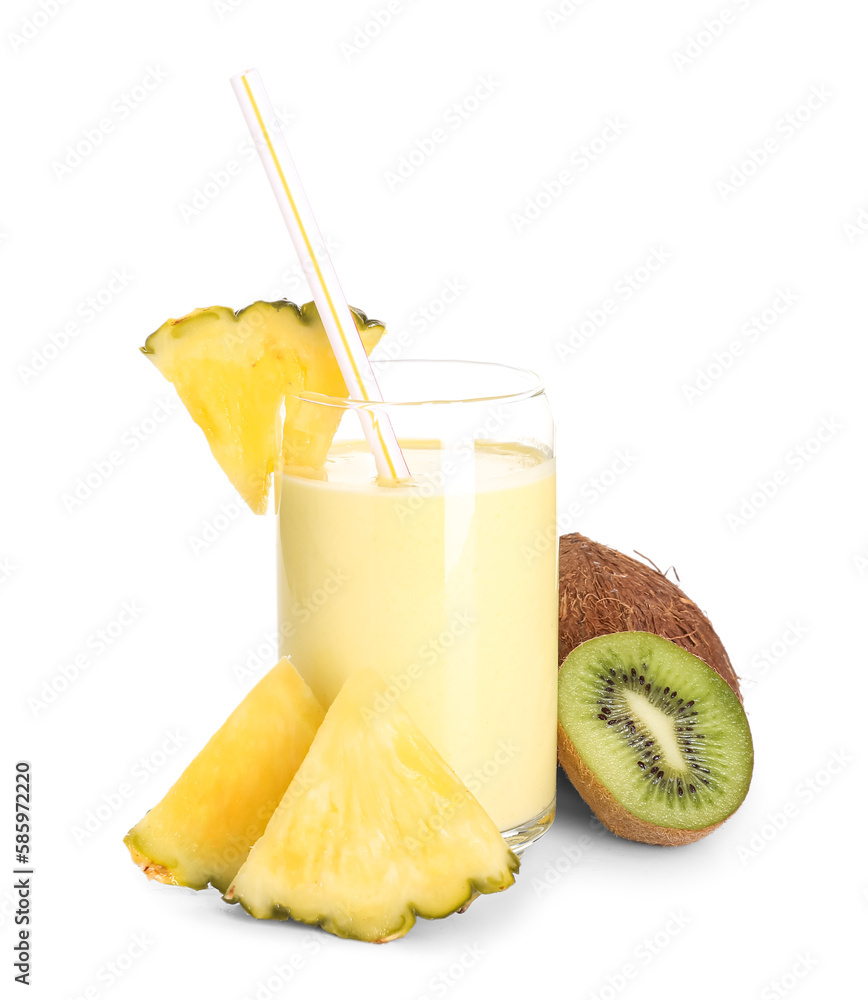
224,669,519,942
124,658,323,893
141,300,385,513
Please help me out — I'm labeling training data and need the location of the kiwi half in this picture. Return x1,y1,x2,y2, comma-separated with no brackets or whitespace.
558,631,753,846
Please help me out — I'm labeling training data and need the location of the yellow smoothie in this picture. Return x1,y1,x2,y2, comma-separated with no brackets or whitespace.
276,440,557,833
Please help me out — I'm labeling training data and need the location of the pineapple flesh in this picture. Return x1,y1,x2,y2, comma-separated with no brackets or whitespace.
124,658,324,893
224,669,519,942
141,300,385,513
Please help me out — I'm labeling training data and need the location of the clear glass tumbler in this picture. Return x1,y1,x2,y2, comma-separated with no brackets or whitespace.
276,360,557,852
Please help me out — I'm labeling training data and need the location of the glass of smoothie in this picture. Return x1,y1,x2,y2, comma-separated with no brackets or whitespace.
276,359,557,853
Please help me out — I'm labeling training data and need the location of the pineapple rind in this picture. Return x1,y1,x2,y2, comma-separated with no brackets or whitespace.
123,658,324,893
228,870,515,942
225,670,519,942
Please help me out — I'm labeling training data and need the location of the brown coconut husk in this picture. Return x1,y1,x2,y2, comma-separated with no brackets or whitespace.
558,533,742,701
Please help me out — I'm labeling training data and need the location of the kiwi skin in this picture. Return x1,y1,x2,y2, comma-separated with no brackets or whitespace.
557,721,724,846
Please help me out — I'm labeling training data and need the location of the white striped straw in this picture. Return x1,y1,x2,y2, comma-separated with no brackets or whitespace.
230,68,409,482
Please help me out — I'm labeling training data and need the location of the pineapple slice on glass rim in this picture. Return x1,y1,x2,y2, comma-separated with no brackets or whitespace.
141,299,386,513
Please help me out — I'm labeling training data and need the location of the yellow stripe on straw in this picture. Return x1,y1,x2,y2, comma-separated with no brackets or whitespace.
239,74,400,481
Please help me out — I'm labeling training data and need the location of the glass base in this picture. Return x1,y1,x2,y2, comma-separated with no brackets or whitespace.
501,797,556,857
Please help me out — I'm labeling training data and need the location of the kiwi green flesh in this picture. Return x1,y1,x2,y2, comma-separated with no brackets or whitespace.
559,632,753,832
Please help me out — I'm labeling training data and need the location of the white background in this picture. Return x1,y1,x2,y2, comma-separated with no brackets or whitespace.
4,0,866,997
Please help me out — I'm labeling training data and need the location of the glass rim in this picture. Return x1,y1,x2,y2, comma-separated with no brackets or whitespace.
287,358,546,410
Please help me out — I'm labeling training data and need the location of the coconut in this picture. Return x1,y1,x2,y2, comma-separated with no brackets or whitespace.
558,533,742,701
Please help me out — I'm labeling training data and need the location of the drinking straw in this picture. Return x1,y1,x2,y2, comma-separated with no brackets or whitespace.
230,68,409,481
